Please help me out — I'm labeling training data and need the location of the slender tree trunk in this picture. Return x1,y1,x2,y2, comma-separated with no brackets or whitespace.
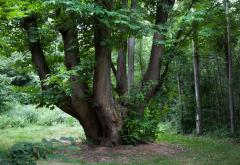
138,39,145,78
115,0,128,96
177,71,184,133
139,0,175,115
192,32,202,136
117,42,128,95
128,37,135,91
225,0,235,135
127,0,137,92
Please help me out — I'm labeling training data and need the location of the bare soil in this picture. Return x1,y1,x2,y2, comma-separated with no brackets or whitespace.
65,142,184,164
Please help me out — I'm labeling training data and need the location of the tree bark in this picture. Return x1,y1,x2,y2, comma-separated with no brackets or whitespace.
138,39,145,78
224,0,235,135
115,0,132,96
143,0,174,83
127,37,135,91
23,15,102,143
59,26,102,142
116,43,128,96
140,0,175,115
192,32,202,136
22,16,50,89
93,0,122,146
127,0,137,92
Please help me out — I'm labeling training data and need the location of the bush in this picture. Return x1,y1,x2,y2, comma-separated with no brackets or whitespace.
9,142,53,165
121,108,160,145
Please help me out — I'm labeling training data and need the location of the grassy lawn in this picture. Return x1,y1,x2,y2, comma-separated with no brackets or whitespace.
156,134,240,165
0,125,240,165
0,125,84,158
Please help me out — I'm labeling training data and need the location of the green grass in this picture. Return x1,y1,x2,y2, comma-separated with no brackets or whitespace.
156,134,240,165
0,126,240,165
0,125,85,158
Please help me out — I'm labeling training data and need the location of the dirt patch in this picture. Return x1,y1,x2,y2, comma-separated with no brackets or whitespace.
67,142,184,164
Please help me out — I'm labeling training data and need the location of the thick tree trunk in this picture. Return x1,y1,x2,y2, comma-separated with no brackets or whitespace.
93,24,122,145
93,0,122,146
192,33,202,136
59,27,102,142
225,0,235,135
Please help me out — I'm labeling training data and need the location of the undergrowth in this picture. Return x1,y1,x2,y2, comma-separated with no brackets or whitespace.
0,104,78,129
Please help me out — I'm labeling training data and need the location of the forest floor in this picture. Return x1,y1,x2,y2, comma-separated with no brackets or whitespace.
0,125,240,165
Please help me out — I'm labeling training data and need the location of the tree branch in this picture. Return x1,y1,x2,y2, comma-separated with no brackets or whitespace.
22,16,50,88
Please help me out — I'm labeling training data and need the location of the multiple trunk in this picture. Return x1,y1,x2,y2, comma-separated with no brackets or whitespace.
59,25,103,142
23,15,103,142
22,0,175,145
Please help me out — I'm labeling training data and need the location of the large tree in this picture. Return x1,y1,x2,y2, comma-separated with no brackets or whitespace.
2,0,175,146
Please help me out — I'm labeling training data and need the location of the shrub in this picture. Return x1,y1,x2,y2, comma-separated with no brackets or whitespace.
9,142,53,165
121,108,160,145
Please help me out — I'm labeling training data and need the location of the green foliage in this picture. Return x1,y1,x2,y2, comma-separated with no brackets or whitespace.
121,107,161,145
9,142,53,165
0,104,78,129
122,81,158,108
0,74,12,111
